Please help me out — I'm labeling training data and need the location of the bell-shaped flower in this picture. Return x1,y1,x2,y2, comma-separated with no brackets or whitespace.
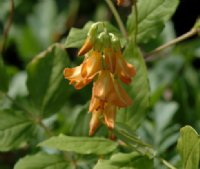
115,51,136,84
64,50,102,89
93,70,132,107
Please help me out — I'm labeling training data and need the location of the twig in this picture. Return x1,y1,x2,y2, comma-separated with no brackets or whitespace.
157,157,177,169
145,28,199,59
1,0,14,54
105,0,127,38
37,119,54,137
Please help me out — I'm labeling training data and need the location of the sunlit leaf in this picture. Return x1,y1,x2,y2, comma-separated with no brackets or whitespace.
127,0,179,43
0,110,35,151
177,125,200,169
39,134,118,155
14,152,69,169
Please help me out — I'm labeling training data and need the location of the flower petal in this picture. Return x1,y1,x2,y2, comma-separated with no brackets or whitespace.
104,48,116,73
89,110,102,136
64,65,92,89
115,51,136,84
78,37,93,56
81,51,102,78
103,103,116,129
93,70,132,107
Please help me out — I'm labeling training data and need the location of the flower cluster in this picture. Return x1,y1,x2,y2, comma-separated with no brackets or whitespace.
64,23,136,135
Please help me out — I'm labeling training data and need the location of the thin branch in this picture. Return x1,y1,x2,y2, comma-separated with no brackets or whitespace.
145,28,199,60
1,0,14,54
105,0,127,38
37,119,54,137
157,157,177,169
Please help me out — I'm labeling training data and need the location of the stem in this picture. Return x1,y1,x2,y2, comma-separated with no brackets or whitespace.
1,0,14,54
145,28,199,59
157,157,177,169
105,0,127,38
37,119,53,137
134,1,138,45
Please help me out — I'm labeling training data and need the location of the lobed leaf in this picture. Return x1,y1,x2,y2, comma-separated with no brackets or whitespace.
177,125,200,169
27,44,71,116
14,152,69,169
127,0,179,43
39,134,118,155
0,110,35,151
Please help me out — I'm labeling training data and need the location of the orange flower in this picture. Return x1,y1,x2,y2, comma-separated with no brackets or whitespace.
89,101,117,136
104,48,116,73
64,50,102,89
64,65,92,89
93,70,132,107
103,103,116,129
89,109,102,136
78,37,93,56
81,50,102,78
115,51,136,84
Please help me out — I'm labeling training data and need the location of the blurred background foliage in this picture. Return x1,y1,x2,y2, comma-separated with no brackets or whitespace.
0,0,200,169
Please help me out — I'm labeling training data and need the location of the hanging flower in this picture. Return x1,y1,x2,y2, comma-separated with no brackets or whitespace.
64,50,102,89
64,22,136,135
93,70,132,107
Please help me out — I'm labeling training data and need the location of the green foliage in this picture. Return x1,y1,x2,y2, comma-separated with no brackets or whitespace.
127,0,179,43
14,152,69,169
94,152,153,169
0,110,35,151
27,44,71,116
39,134,118,155
177,126,200,169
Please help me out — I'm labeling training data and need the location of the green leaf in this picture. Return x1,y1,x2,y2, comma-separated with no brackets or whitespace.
127,0,179,43
0,57,9,92
116,44,150,130
94,152,153,169
39,134,118,155
65,22,121,48
64,22,93,48
0,110,35,151
14,152,69,169
177,125,200,169
27,44,71,116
